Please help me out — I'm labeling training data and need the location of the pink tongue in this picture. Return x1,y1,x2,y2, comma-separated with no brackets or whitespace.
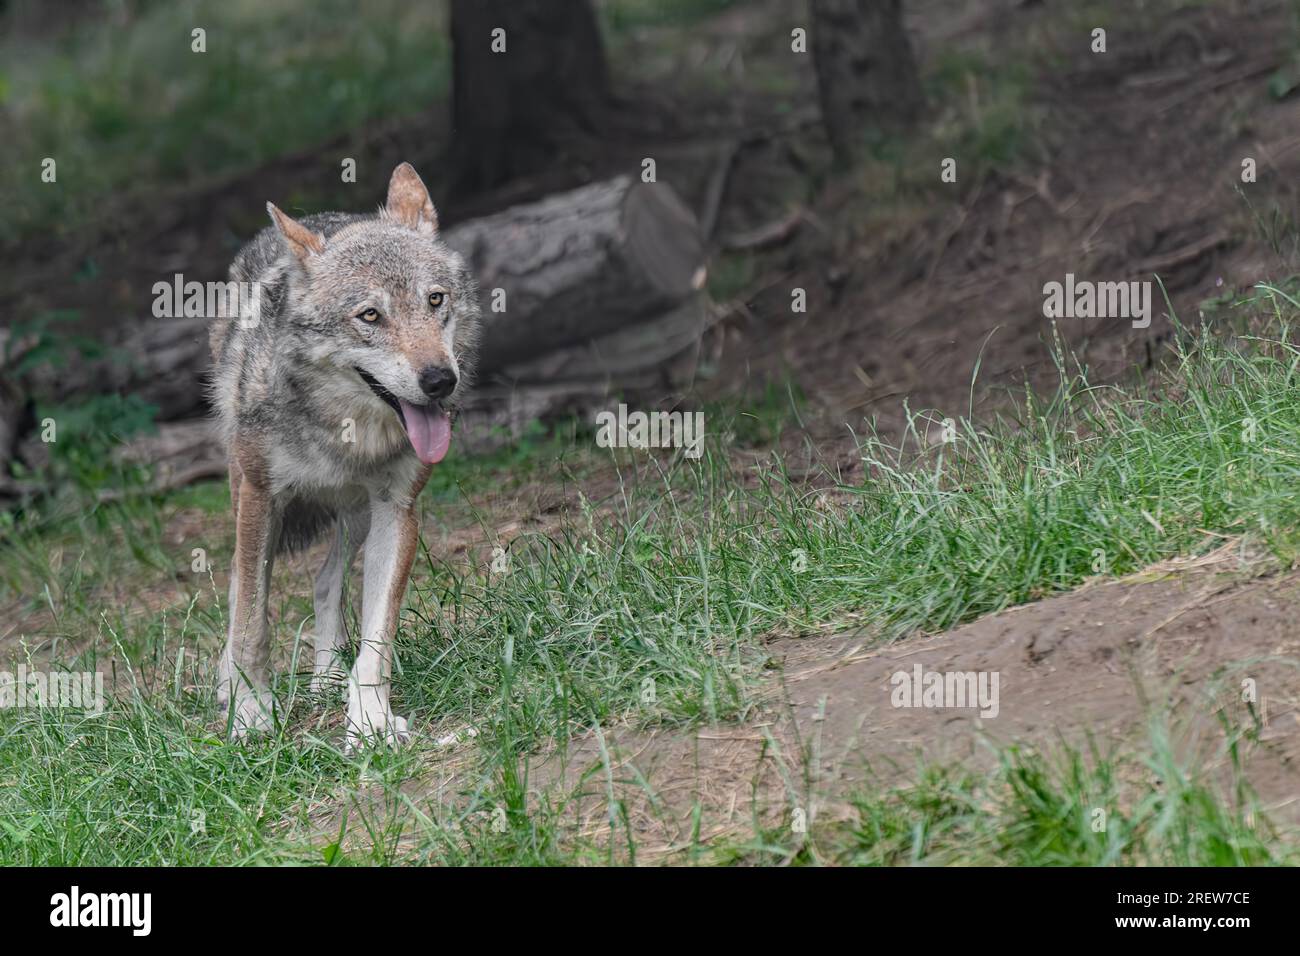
398,400,452,464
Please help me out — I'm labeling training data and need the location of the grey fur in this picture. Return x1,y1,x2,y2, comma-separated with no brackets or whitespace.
210,163,481,747
210,198,481,552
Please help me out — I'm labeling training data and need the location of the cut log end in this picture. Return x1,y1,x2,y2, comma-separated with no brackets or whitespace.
622,181,706,303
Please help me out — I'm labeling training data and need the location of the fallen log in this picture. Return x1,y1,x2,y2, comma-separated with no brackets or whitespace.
22,316,212,424
443,174,706,371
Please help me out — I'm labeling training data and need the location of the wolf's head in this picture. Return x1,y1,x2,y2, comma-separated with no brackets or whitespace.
266,163,480,465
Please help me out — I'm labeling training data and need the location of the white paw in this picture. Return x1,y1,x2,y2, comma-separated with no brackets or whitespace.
228,688,275,739
434,725,479,748
345,701,411,753
216,651,234,708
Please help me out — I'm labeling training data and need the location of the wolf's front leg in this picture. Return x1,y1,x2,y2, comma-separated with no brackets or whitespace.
346,479,427,751
220,474,279,737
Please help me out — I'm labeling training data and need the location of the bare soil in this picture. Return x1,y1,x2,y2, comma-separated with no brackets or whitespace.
710,0,1300,461
539,545,1300,854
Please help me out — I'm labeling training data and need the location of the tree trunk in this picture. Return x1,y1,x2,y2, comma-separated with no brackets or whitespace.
449,0,609,194
810,0,924,164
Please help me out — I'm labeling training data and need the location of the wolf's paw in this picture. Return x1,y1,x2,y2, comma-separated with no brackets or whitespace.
216,654,233,708
228,688,275,739
344,702,411,753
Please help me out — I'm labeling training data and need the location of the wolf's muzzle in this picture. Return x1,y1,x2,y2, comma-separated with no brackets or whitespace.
355,367,402,417
418,365,457,400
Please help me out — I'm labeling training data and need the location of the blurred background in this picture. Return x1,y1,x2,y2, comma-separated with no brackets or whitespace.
1,0,1298,502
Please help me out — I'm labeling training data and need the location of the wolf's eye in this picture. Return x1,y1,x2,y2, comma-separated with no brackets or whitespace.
428,291,445,309
357,308,380,323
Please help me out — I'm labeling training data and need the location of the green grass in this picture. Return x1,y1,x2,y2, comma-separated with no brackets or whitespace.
847,47,1040,202
827,45,1043,245
1,0,452,243
0,0,748,244
599,0,740,33
925,50,1039,174
6,288,1300,863
739,721,1288,866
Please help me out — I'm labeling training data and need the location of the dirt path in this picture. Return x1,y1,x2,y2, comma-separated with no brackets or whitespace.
538,545,1300,853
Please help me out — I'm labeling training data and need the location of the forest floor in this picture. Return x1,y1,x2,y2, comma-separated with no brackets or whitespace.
3,0,1300,864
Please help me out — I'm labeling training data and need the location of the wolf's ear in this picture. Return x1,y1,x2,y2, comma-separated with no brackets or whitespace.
385,162,439,235
266,203,326,263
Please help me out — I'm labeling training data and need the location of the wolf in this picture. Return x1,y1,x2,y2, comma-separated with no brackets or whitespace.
209,163,480,749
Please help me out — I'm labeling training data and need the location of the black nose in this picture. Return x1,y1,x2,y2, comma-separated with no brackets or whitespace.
418,365,457,400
